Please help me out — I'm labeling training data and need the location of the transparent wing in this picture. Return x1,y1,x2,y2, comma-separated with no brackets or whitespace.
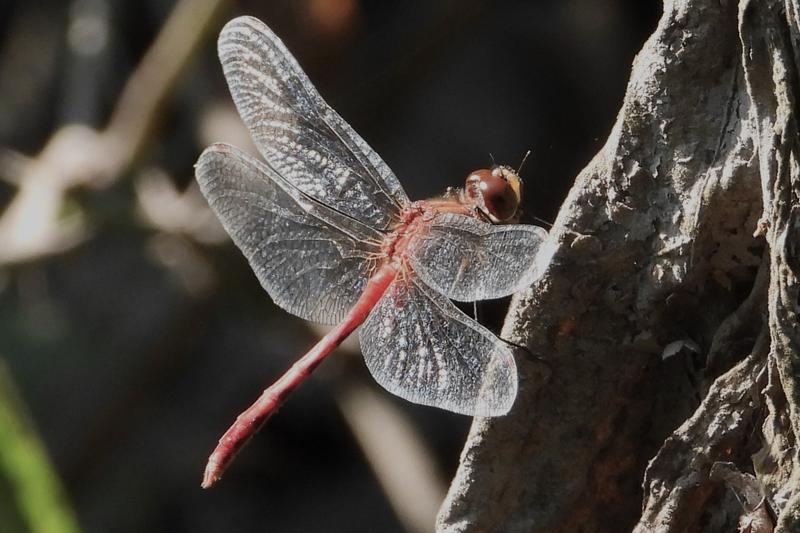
408,213,548,302
196,143,382,325
359,275,517,416
217,16,408,230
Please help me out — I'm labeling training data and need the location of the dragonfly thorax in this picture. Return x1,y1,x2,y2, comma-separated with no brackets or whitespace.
382,203,436,260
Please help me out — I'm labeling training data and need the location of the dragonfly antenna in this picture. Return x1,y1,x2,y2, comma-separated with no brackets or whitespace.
488,152,496,167
517,150,532,175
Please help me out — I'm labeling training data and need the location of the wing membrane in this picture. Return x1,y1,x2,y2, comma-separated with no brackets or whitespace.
196,143,381,325
359,275,517,416
409,213,548,302
217,16,408,230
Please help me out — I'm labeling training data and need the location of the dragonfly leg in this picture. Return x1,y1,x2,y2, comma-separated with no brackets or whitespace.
498,337,552,381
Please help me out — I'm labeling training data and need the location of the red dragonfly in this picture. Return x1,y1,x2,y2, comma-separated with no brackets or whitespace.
195,16,548,488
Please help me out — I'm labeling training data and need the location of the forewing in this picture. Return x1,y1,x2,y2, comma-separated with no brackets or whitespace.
359,275,517,416
218,16,408,230
196,143,381,325
409,213,548,302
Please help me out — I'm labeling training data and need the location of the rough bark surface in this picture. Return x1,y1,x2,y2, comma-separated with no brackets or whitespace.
437,1,800,531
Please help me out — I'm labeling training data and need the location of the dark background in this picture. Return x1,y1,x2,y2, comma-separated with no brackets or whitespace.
0,1,659,532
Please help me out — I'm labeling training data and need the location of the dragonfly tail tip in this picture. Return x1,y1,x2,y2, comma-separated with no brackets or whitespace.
201,461,221,489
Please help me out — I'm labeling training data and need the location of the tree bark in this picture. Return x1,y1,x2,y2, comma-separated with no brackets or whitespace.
437,1,800,531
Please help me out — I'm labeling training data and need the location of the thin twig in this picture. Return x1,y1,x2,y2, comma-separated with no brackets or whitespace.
0,0,228,265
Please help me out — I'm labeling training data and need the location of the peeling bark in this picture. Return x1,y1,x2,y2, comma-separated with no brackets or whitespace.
437,1,800,531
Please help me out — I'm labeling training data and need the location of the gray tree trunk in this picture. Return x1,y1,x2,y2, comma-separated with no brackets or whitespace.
437,1,800,531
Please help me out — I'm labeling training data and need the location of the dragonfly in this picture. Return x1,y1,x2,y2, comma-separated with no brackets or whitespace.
195,16,548,489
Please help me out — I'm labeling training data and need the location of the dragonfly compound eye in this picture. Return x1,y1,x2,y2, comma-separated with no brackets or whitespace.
465,166,523,223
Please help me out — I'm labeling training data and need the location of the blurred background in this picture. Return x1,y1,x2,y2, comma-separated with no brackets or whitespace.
0,1,659,532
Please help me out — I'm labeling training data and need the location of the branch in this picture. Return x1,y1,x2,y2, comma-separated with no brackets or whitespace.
0,0,227,265
438,0,800,531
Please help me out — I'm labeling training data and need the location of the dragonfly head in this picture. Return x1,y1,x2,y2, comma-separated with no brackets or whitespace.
464,166,523,223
